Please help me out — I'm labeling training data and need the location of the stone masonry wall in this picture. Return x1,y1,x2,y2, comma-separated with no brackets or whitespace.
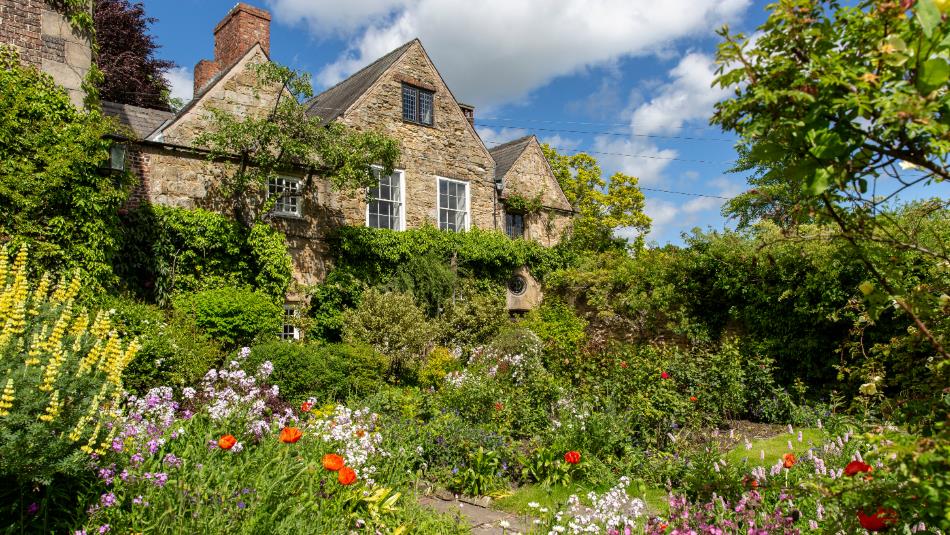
501,139,574,246
0,1,91,107
332,41,498,231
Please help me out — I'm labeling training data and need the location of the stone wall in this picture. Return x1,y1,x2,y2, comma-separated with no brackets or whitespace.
0,0,91,107
333,41,498,231
500,138,574,246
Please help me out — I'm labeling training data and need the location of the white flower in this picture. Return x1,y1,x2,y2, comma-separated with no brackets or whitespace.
499,520,510,529
528,502,540,509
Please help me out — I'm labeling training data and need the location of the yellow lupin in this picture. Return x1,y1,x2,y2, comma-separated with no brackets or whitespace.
38,390,62,422
0,376,14,417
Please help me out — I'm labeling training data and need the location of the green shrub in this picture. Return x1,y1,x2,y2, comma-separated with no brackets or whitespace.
437,281,508,354
98,294,223,393
418,347,460,390
117,205,292,305
306,269,365,342
246,341,388,402
384,254,456,316
0,247,135,530
173,286,282,349
342,288,434,376
520,298,588,374
0,47,132,286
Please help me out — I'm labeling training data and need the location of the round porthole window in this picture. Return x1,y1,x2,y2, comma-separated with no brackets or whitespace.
508,274,527,296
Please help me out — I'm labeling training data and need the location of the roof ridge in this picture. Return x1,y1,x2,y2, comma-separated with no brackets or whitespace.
305,38,417,115
488,134,534,153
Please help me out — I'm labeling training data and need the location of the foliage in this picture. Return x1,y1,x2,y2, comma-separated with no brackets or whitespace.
503,192,543,215
417,347,460,390
93,0,176,110
246,341,389,403
520,299,588,375
117,204,292,306
172,286,283,349
0,47,132,285
519,445,576,487
436,281,508,354
541,144,650,251
194,62,400,225
712,0,950,364
98,294,223,394
383,254,456,317
342,289,435,377
451,446,505,496
0,247,136,530
305,269,366,342
334,225,571,283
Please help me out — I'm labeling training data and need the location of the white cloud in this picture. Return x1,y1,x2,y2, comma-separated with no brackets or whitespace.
164,67,193,102
271,0,750,106
476,126,529,147
629,52,727,136
592,135,678,186
540,134,581,151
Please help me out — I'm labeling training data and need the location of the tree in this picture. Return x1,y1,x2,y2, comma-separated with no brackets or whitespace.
541,144,651,251
0,46,131,284
711,0,949,361
195,63,400,226
93,0,176,110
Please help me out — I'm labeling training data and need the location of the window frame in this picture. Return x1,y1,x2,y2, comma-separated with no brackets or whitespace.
436,176,470,232
402,83,434,126
505,212,525,239
268,175,303,218
366,167,406,231
280,304,301,341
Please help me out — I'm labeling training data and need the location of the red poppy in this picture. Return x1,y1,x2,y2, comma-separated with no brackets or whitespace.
280,427,302,444
218,434,237,450
494,402,504,411
844,460,873,477
782,453,796,469
301,401,313,413
337,466,357,485
689,396,698,402
564,450,581,464
661,371,670,379
322,453,344,471
857,508,897,532
658,524,668,532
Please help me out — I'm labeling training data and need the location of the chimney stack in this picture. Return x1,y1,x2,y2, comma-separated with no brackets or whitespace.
459,103,475,128
193,3,271,96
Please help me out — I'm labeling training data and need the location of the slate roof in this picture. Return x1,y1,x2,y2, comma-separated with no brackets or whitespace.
101,101,174,140
305,40,416,123
488,135,534,182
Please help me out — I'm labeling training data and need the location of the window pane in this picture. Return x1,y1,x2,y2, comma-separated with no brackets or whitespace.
368,171,402,230
402,86,416,122
419,90,433,125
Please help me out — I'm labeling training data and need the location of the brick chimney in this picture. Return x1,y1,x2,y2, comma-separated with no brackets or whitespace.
193,3,271,96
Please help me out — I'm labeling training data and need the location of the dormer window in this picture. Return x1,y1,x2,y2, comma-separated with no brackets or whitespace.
402,83,433,125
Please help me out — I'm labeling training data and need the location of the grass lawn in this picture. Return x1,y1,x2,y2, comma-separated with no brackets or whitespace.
725,427,826,469
493,481,668,517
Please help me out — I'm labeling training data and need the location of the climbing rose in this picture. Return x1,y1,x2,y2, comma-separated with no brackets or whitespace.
322,453,344,471
564,451,581,464
844,460,873,477
280,427,302,444
337,466,357,485
858,508,897,532
661,371,669,379
218,434,237,450
782,453,796,468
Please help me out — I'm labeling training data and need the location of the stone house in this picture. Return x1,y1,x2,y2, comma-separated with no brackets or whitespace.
0,0,92,107
3,2,575,329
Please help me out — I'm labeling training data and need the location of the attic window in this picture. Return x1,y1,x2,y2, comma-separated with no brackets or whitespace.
402,84,433,125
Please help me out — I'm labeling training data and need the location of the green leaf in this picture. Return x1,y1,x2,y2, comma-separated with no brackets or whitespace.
916,0,941,38
808,167,834,196
808,130,847,160
917,58,950,95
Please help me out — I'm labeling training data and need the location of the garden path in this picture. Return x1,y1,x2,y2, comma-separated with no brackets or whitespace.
419,494,530,534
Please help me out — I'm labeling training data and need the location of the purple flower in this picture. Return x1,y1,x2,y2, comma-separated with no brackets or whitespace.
100,493,117,508
237,501,246,509
153,472,169,487
130,453,144,465
98,525,110,534
26,502,39,515
163,453,182,468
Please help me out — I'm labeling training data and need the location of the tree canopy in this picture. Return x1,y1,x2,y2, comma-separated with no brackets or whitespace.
93,0,176,110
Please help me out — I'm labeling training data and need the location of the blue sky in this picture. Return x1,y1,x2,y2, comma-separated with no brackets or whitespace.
144,0,925,245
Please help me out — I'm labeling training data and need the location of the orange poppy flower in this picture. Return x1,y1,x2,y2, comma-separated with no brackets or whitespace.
337,466,357,485
322,453,344,471
689,396,698,402
301,402,313,413
218,434,237,450
564,450,581,464
280,426,302,444
782,453,796,468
